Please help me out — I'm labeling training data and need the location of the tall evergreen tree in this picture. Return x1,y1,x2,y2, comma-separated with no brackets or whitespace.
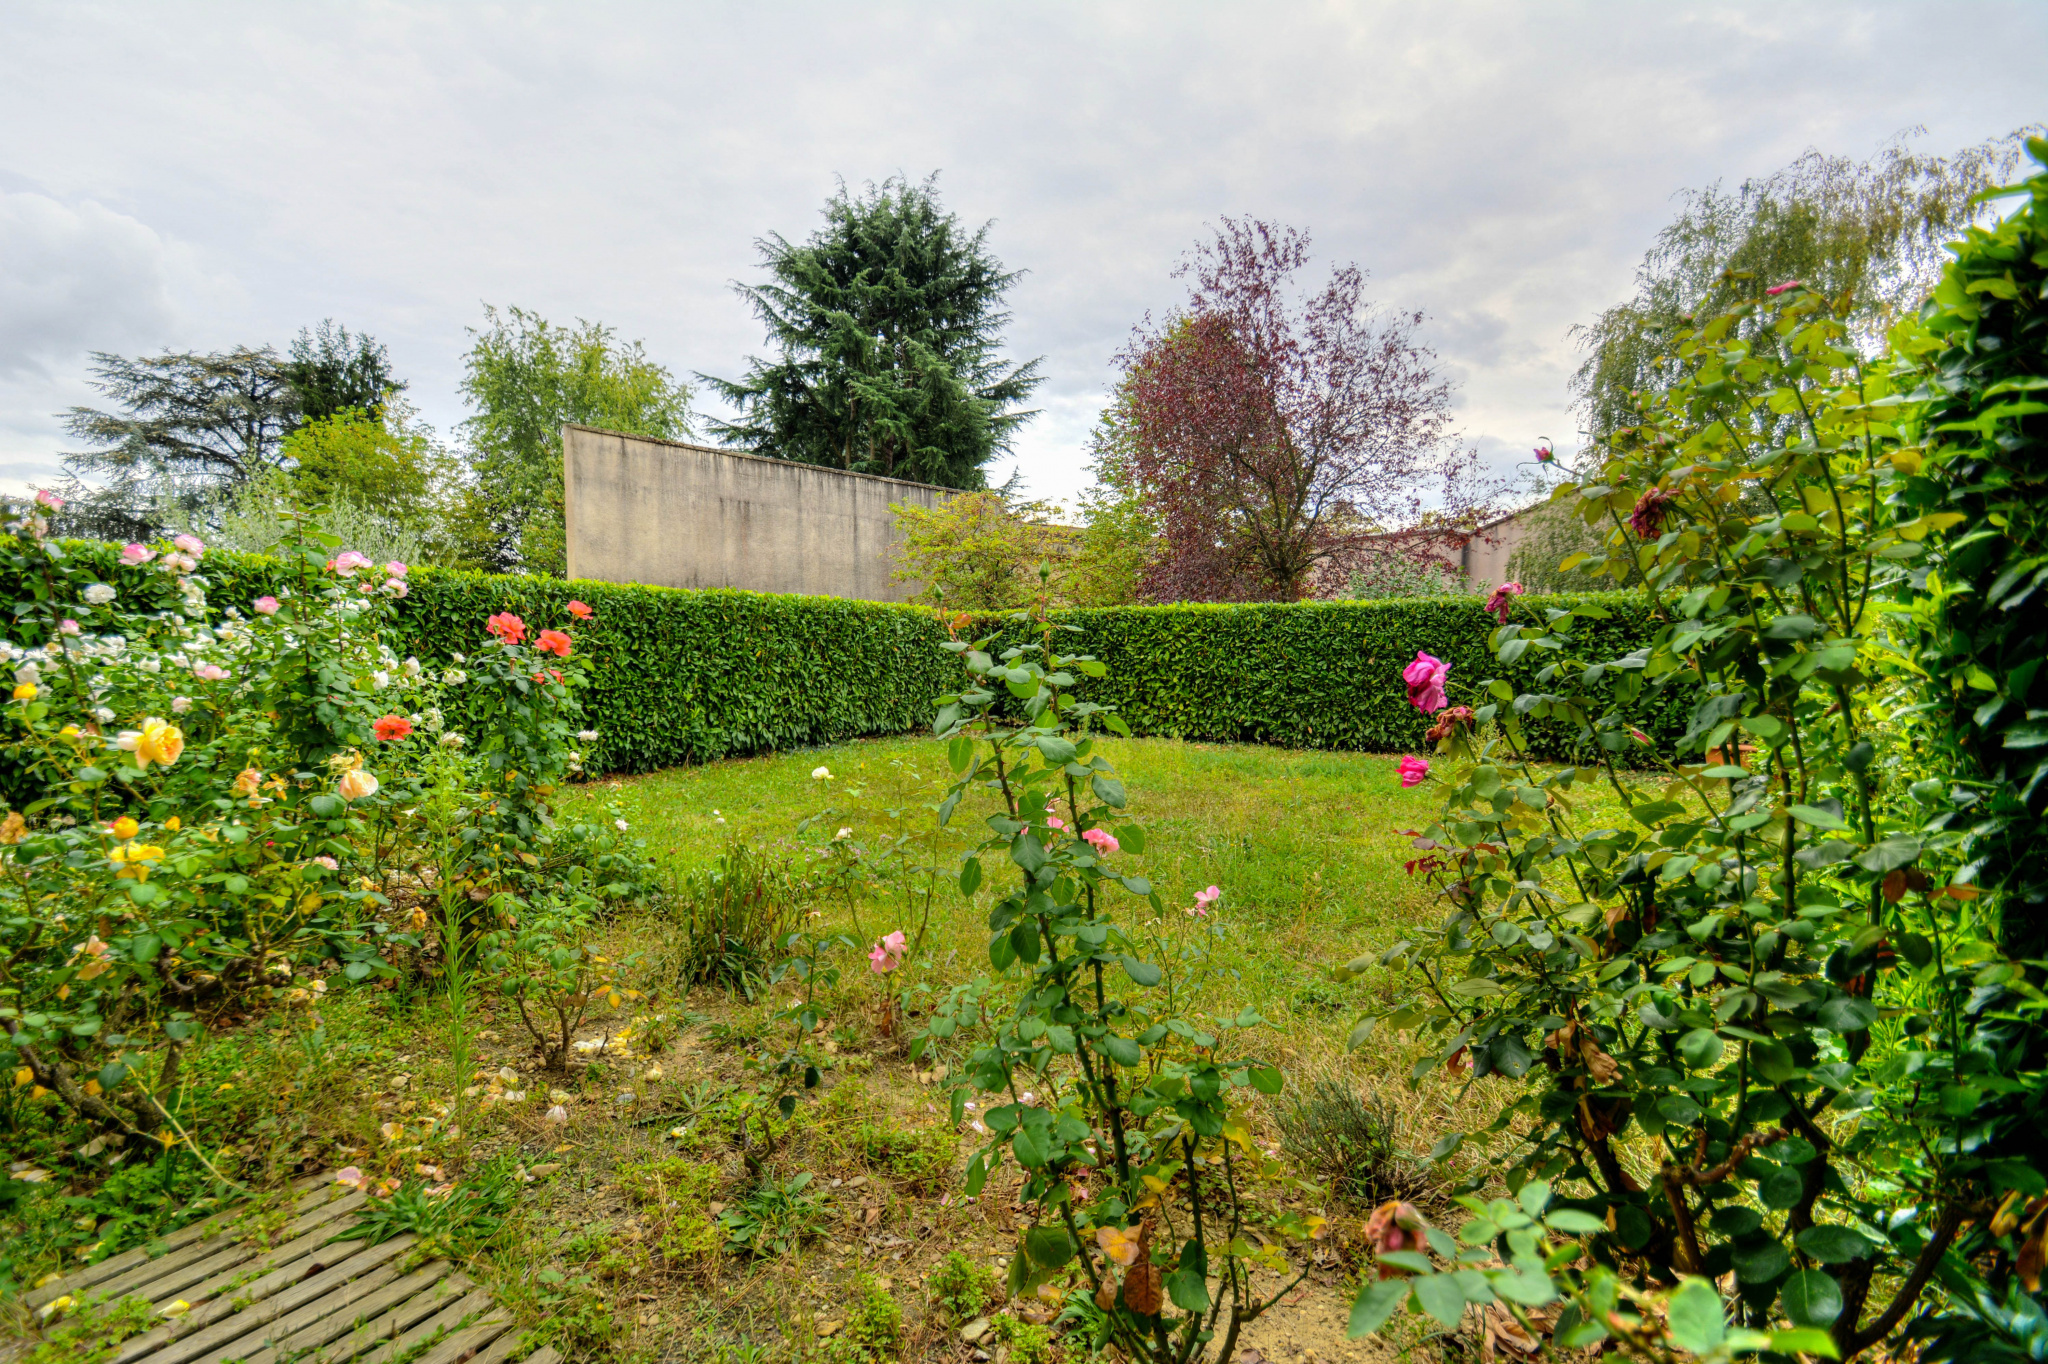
56,347,301,539
702,175,1043,488
280,319,405,424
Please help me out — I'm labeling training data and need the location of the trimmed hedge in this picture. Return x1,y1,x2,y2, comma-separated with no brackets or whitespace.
13,541,1678,771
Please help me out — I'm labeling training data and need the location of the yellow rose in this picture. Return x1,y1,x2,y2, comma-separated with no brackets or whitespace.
110,816,140,841
231,768,263,798
337,768,381,801
12,683,36,701
136,721,184,768
0,811,24,845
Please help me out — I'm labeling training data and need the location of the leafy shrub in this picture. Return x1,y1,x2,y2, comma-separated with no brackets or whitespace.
8,539,1679,775
814,1275,904,1363
1276,1081,1425,1208
929,1248,999,1323
334,1156,518,1254
1343,167,2048,1361
852,1120,953,1192
718,1171,827,1256
989,1312,1064,1364
616,1156,722,1270
477,899,643,1072
660,838,798,996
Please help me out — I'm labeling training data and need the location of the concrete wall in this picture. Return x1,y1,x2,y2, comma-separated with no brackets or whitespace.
1459,508,1536,590
562,425,953,601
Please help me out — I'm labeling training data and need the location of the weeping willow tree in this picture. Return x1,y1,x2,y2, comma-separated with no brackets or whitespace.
1571,128,2037,442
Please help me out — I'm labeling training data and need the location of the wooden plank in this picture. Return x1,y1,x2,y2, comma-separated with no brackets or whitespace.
233,1260,456,1364
194,1260,406,1364
111,1197,374,1364
521,1349,564,1364
461,1328,543,1364
147,1235,416,1364
147,1191,369,1310
349,1288,497,1364
411,1311,515,1364
25,1177,333,1309
94,1188,365,1309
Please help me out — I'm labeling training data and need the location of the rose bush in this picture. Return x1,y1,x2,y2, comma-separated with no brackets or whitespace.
0,506,647,1153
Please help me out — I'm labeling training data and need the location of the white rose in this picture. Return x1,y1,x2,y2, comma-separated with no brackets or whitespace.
442,669,467,686
614,819,629,832
439,733,466,748
811,766,832,780
401,657,422,677
83,584,116,605
577,730,599,742
171,696,192,713
371,670,390,689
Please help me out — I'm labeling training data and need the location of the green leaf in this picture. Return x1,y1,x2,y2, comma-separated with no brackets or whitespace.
958,857,983,896
1678,1028,1725,1069
1099,1034,1141,1067
1780,1270,1843,1327
1749,1038,1797,1083
1012,1127,1049,1168
1542,1210,1607,1234
1090,774,1127,808
1816,996,1877,1032
1789,805,1847,830
1024,1224,1073,1267
1166,1266,1210,1313
1770,1329,1840,1358
1010,831,1046,874
1732,1240,1792,1284
1412,1274,1467,1327
1795,1226,1877,1264
1666,1278,1727,1354
1854,836,1922,873
1248,1064,1283,1095
1121,955,1162,987
129,933,160,964
1348,1278,1411,1337
1759,1164,1804,1210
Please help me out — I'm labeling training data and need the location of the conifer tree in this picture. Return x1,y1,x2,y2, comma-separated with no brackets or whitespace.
702,175,1042,488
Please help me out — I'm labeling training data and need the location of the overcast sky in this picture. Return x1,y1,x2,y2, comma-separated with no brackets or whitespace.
1,2,2042,509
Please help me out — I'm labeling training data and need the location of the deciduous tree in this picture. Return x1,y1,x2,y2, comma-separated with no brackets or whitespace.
1116,219,1485,602
455,305,691,574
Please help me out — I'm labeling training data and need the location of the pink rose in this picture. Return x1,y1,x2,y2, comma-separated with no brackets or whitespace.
1484,581,1525,623
1398,755,1430,788
1402,651,1449,714
34,489,64,509
384,561,408,577
194,663,228,682
59,619,80,636
172,534,205,556
1189,884,1221,918
867,929,908,974
253,596,280,615
1082,827,1119,855
384,577,409,598
121,542,156,565
1766,279,1805,297
331,550,372,577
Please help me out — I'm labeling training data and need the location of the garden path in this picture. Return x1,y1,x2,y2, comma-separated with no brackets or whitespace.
15,1176,554,1364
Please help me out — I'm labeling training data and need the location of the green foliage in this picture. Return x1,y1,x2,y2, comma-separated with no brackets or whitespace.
1344,243,2046,1358
929,1247,999,1323
616,1156,722,1268
717,1170,827,1256
661,838,799,996
1573,130,2029,443
933,608,1320,1364
280,319,406,427
17,1290,155,1364
1275,1081,1423,1208
889,491,1075,609
851,1120,953,1192
336,1156,519,1254
12,539,1680,777
814,1275,904,1363
456,304,692,574
702,173,1044,489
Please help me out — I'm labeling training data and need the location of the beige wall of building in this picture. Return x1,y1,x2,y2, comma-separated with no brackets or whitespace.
1459,508,1535,590
562,425,952,602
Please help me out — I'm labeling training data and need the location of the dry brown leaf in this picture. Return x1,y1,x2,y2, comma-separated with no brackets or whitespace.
1123,1262,1164,1316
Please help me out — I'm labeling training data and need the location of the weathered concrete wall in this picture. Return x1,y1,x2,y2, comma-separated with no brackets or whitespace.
562,425,952,602
1459,508,1535,590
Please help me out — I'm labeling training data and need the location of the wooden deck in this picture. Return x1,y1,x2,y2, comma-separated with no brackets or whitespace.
12,1177,554,1364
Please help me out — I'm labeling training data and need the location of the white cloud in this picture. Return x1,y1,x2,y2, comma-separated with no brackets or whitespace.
0,190,176,378
0,1,2040,504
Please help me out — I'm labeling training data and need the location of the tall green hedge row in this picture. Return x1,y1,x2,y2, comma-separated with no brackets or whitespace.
14,540,1678,771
